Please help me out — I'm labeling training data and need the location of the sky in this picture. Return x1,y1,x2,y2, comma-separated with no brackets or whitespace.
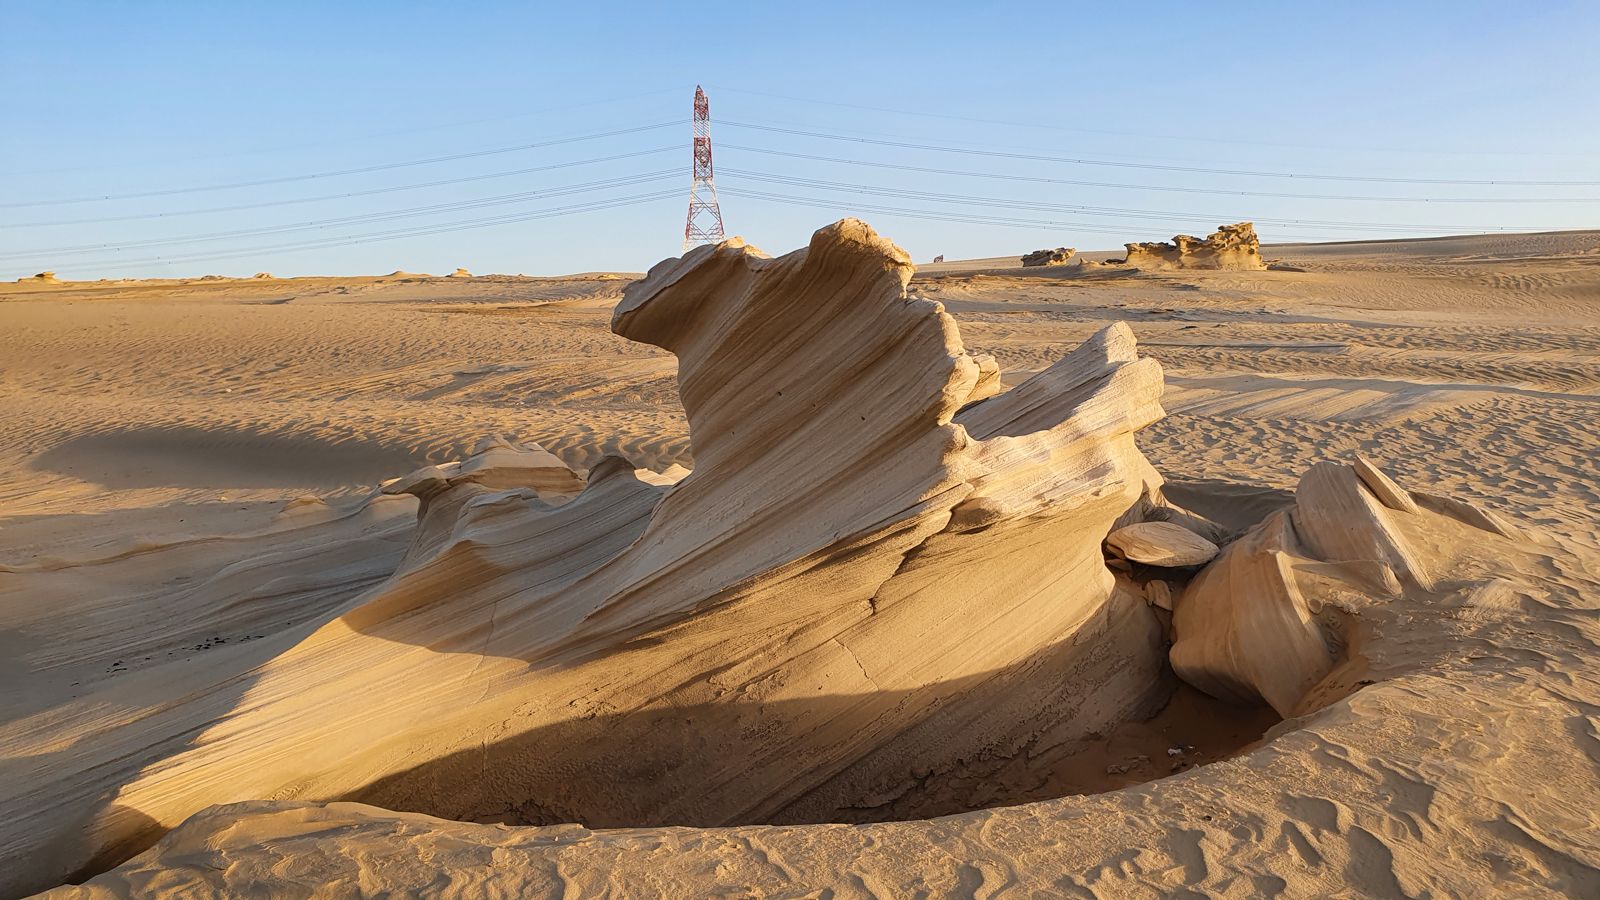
2,1,1598,280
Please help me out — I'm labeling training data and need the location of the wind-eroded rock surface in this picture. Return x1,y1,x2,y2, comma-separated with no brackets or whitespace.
1170,457,1548,718
56,456,1600,900
1021,246,1076,267
1120,221,1267,270
3,220,1180,896
13,222,1600,899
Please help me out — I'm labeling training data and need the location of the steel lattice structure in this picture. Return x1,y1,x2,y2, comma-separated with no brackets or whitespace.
683,85,725,251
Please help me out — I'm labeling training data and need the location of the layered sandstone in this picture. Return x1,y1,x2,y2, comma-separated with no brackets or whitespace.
57,452,1600,898
0,220,1174,896
1170,456,1537,716
11,225,1600,899
1021,246,1076,267
1119,222,1267,270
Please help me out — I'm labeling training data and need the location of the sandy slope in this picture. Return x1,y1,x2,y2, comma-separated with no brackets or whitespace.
2,229,1599,897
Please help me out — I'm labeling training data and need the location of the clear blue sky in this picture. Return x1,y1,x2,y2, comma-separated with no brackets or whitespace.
3,1,1597,279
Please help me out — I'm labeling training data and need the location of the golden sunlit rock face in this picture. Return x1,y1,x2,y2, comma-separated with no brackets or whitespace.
2,220,1190,895
7,223,1600,899
1120,221,1268,270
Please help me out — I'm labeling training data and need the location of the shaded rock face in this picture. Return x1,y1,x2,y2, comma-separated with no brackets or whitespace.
0,219,1175,896
1021,247,1076,267
1119,222,1266,270
61,458,1598,900
33,227,1600,900
1169,456,1531,717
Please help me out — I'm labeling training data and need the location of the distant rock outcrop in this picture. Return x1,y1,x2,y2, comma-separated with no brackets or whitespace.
447,268,472,278
251,273,274,280
1118,222,1266,270
1021,247,1076,267
19,271,59,283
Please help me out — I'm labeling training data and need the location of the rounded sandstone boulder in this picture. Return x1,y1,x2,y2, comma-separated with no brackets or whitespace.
1105,521,1220,567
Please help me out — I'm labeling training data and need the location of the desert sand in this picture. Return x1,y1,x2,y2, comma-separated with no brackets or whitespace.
2,223,1598,897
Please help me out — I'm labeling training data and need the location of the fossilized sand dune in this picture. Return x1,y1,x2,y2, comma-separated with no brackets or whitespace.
54,446,1600,900
1118,221,1268,271
5,223,1599,898
4,220,1197,896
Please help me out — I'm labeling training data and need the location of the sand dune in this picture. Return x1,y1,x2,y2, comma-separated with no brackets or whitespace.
3,225,1599,897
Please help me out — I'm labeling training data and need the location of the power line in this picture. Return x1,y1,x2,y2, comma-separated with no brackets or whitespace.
2,171,680,259
21,162,1535,268
4,147,679,229
717,170,1557,233
34,191,682,272
22,164,1583,272
2,122,680,208
719,186,1531,244
10,102,1593,276
21,164,1532,266
705,84,1600,159
721,187,1212,237
12,87,687,177
718,121,1600,187
721,144,1600,204
32,162,1510,265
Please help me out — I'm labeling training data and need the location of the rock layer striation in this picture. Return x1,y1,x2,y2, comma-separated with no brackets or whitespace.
1119,222,1267,270
1021,247,1076,267
1,220,1173,896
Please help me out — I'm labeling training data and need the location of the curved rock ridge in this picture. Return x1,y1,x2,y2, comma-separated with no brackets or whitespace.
53,459,1600,899
1118,221,1267,271
1,219,1174,896
1171,456,1550,717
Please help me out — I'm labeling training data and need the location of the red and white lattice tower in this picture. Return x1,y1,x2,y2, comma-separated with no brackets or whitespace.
683,85,725,251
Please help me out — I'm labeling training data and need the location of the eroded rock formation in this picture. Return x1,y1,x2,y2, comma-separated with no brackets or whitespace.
24,222,1600,899
1106,521,1219,567
1170,456,1534,717
1118,222,1266,270
1021,247,1076,267
57,461,1600,898
0,220,1175,896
